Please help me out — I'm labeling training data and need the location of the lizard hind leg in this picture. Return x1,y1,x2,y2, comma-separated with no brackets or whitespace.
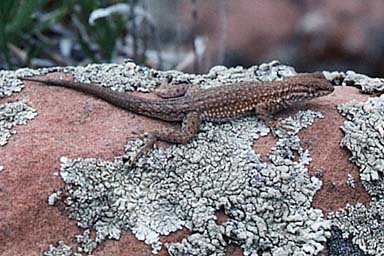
131,111,202,164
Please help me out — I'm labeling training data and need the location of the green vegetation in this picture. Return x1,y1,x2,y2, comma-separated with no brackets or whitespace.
0,0,143,69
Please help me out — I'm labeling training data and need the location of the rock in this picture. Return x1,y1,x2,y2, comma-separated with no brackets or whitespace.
0,62,379,255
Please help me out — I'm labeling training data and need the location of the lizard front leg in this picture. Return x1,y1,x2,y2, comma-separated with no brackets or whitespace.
255,106,297,137
255,108,280,136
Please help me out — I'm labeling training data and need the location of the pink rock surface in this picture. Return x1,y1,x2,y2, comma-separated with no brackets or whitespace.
0,73,370,255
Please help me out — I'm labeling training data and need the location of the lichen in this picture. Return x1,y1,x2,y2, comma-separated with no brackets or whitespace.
337,95,384,188
48,190,63,206
8,60,296,100
323,70,384,94
62,59,297,92
329,89,384,255
0,71,24,98
329,202,384,255
343,71,384,94
327,226,367,256
0,100,37,146
44,240,79,256
347,174,356,189
55,109,330,256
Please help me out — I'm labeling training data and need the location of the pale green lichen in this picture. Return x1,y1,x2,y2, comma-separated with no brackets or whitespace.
327,225,367,256
337,95,384,189
0,71,24,98
55,109,330,256
329,201,384,255
0,101,37,146
343,71,384,94
330,92,384,255
323,70,384,94
44,240,79,256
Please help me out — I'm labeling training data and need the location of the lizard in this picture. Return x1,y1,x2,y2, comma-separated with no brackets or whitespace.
18,72,334,156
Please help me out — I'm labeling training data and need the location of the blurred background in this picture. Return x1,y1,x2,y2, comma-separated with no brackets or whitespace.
1,0,384,76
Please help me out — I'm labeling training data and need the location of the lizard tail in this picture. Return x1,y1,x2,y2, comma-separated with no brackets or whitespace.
18,76,89,88
17,76,164,117
18,76,123,100
17,76,132,103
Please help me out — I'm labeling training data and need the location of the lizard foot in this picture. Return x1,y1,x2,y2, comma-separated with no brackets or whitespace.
261,118,279,137
124,133,157,166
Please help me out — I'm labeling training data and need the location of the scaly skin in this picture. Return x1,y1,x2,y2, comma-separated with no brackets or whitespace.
19,72,334,147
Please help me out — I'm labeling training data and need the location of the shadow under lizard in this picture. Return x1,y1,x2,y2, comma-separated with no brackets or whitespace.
19,72,334,155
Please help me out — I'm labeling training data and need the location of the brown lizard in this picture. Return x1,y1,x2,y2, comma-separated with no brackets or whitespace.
19,72,334,153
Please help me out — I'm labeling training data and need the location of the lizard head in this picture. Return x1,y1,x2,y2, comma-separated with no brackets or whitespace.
304,72,334,97
284,72,334,101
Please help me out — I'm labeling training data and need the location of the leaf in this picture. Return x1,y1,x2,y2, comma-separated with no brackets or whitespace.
5,0,35,35
32,7,67,33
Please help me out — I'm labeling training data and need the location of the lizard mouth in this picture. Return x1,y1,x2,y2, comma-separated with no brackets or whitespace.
313,83,334,97
318,88,334,96
297,87,334,102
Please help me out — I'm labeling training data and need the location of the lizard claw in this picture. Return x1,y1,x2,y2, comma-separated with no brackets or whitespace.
138,134,157,155
269,127,278,137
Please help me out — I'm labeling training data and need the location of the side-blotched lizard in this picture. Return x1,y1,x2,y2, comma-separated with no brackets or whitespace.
19,72,334,153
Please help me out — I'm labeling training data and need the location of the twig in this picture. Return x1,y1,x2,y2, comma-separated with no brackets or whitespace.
191,0,199,73
129,0,138,62
217,0,227,64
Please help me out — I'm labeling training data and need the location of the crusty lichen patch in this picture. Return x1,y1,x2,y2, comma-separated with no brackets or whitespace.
330,202,384,255
53,110,330,256
337,95,384,184
0,71,24,98
0,101,37,146
327,226,367,256
44,240,79,256
329,94,384,255
343,71,384,94
324,71,384,94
